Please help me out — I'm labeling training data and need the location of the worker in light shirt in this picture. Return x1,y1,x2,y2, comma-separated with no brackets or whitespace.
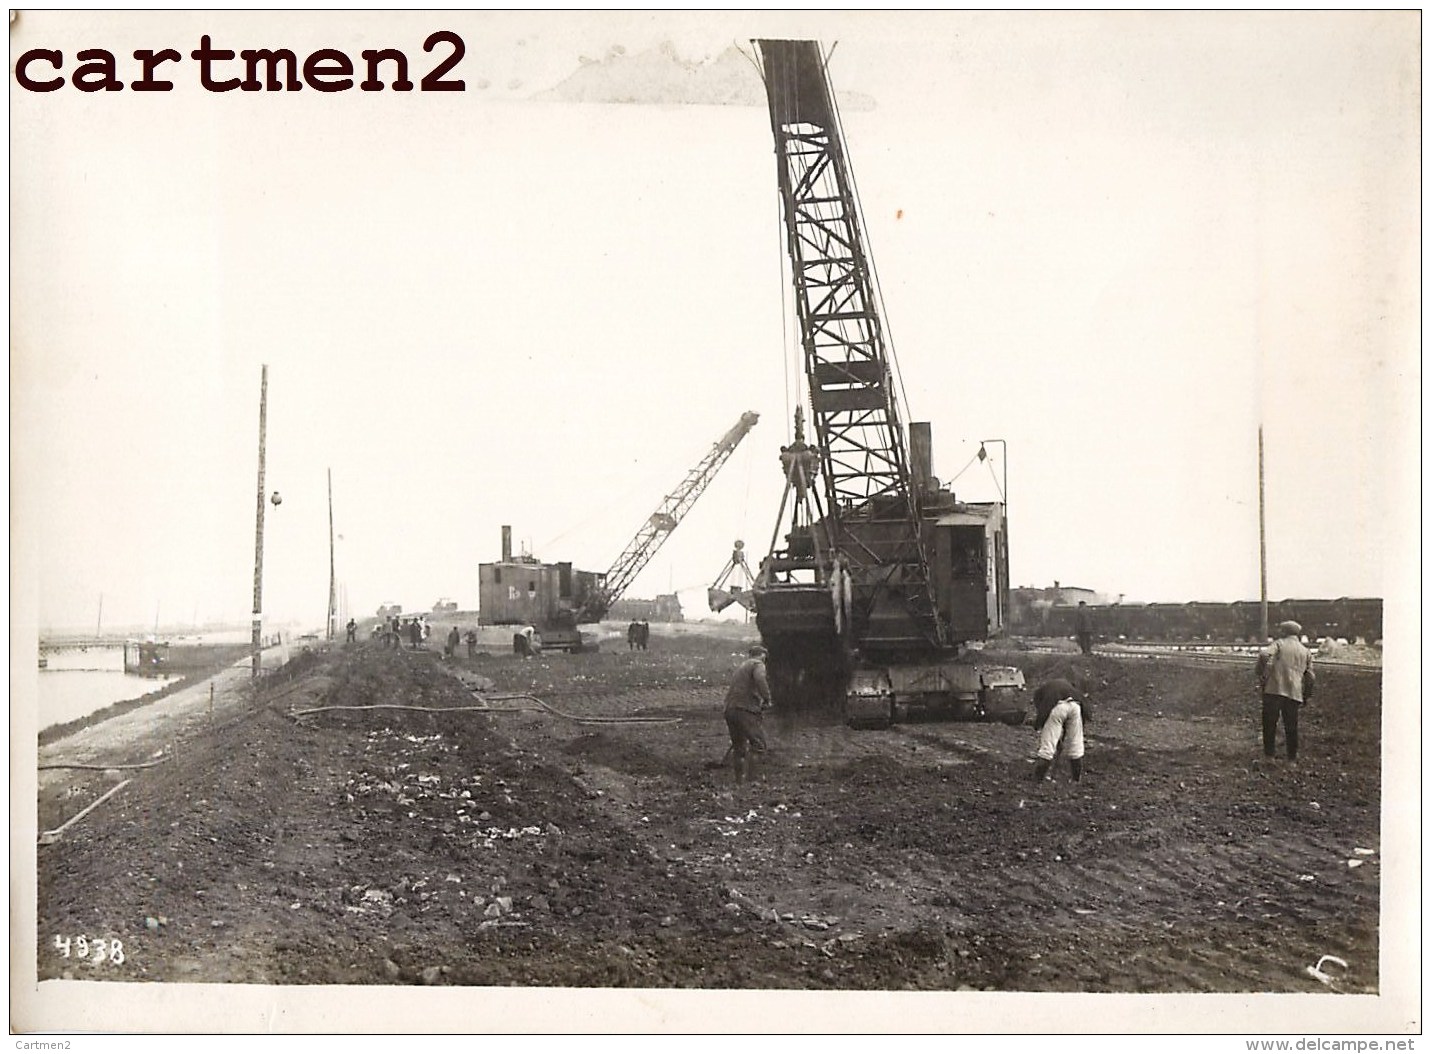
1030,676,1092,783
1255,620,1314,765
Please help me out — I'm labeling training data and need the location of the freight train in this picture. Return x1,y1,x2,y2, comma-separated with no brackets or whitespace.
1010,591,1382,645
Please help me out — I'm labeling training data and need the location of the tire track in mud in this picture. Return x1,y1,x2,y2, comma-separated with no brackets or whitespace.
608,652,1372,991
506,666,1382,993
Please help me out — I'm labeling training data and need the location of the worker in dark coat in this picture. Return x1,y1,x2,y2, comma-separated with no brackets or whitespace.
628,621,641,651
724,643,772,784
445,625,460,660
1075,602,1094,655
1030,677,1092,782
1256,620,1314,764
346,618,357,643
638,621,650,650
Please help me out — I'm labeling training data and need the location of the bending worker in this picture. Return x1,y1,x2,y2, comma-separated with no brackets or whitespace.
1031,676,1092,782
724,643,772,785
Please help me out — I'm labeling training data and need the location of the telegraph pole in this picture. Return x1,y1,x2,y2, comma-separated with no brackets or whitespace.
251,365,269,677
1258,426,1268,640
327,468,337,642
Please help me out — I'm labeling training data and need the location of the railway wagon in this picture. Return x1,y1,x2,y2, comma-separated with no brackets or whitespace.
1183,601,1233,640
1037,604,1073,637
1010,596,1382,644
1275,597,1382,644
1229,601,1265,641
1275,598,1339,640
1142,603,1190,640
1340,597,1383,644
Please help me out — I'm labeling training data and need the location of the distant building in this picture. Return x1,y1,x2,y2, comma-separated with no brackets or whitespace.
609,594,685,623
1014,582,1119,609
1048,585,1105,607
1008,583,1122,633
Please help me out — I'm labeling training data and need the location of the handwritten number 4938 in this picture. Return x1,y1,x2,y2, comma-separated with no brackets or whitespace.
53,935,125,964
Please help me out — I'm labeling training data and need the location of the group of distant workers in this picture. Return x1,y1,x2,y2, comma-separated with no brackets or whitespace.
626,620,651,651
441,625,478,660
719,617,1316,787
352,614,481,658
372,614,430,650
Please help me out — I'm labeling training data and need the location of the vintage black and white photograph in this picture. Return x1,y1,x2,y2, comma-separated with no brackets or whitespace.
10,9,1420,1037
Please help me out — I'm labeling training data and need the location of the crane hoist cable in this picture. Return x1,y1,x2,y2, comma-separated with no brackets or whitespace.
822,41,919,441
946,449,983,485
985,458,1006,502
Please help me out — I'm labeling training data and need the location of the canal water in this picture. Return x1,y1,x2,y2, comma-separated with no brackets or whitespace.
37,645,178,731
35,630,290,732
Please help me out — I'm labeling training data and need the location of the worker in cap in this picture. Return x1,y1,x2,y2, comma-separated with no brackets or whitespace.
1256,620,1315,766
723,643,772,784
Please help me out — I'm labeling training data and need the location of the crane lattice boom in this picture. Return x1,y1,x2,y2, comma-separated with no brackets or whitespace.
580,411,759,621
756,38,944,650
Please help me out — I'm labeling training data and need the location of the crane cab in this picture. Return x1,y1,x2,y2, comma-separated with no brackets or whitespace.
930,504,1010,642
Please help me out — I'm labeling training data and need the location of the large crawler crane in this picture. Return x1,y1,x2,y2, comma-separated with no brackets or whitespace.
751,39,1024,726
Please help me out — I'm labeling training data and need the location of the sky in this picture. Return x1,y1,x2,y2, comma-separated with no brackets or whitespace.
10,10,1420,634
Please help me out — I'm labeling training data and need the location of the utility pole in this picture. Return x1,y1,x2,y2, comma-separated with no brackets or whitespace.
327,468,336,642
251,365,269,678
1258,426,1268,640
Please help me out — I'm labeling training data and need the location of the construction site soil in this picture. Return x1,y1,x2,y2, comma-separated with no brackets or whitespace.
34,628,1384,995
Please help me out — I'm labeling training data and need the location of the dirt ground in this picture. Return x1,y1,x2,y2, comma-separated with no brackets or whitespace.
33,625,1382,994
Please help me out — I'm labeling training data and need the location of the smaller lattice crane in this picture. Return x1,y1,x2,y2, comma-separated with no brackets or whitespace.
708,540,757,613
576,411,760,623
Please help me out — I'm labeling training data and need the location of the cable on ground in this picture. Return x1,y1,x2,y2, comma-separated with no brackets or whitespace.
39,758,170,772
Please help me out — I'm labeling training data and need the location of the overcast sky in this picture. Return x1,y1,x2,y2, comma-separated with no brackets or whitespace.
11,10,1419,633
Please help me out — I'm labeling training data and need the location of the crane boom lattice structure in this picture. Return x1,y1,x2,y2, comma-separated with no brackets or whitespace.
758,38,944,652
581,411,760,622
